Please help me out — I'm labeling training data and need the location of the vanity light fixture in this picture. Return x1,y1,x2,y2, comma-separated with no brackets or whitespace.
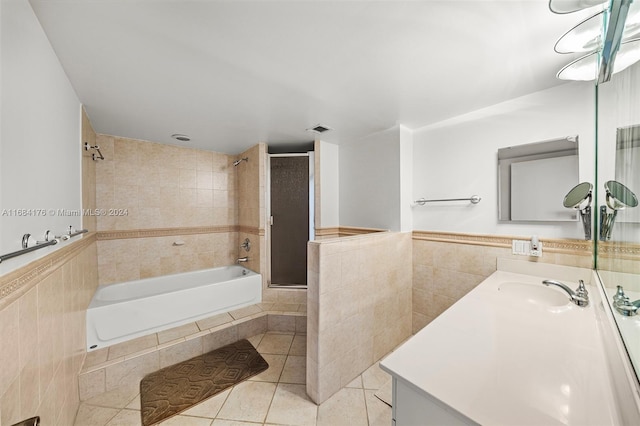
551,0,640,84
549,0,607,14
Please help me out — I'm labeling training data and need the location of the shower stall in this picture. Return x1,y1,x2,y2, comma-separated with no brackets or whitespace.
267,153,315,288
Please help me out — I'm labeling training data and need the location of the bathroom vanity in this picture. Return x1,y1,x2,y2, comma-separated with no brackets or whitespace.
380,259,625,425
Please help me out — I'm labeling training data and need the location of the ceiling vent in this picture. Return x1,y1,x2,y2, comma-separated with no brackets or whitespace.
306,124,332,134
171,133,191,142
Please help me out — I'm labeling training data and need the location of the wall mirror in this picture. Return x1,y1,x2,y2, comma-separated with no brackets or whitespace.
596,59,640,384
614,125,640,225
498,136,579,221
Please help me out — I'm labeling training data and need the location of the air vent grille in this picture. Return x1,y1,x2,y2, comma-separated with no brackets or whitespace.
306,124,332,134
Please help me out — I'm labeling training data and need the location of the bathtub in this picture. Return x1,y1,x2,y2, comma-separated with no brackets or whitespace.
86,266,261,351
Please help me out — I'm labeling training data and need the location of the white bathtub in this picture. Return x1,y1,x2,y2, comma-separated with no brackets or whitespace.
86,266,262,351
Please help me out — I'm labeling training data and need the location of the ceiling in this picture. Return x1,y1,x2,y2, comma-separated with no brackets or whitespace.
29,0,592,154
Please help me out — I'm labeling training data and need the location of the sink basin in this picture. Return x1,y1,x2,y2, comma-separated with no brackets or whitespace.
497,282,570,307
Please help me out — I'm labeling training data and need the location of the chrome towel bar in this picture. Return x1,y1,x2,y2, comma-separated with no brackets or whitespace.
414,195,481,206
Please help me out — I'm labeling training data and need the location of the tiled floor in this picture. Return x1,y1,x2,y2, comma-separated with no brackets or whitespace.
74,331,393,426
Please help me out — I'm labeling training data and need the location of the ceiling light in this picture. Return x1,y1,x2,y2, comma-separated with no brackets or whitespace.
549,0,607,15
554,11,605,53
553,0,639,83
555,4,640,54
171,133,190,142
557,38,640,80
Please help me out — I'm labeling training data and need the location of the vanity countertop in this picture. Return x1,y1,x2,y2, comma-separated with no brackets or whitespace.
380,265,619,425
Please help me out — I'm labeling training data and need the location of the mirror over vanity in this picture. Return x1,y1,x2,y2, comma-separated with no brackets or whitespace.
498,136,580,222
596,57,640,383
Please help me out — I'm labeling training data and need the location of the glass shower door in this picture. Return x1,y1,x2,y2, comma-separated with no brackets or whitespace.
269,155,310,287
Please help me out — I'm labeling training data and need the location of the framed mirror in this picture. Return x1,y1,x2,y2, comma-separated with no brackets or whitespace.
498,136,579,221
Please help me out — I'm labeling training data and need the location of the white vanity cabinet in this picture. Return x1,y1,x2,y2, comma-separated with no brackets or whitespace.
380,260,619,426
392,378,477,426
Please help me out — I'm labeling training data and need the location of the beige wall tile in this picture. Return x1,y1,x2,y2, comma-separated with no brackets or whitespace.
237,316,268,340
159,337,203,368
105,351,159,391
308,232,412,404
0,376,20,426
203,327,239,353
268,314,296,332
0,241,98,424
157,323,199,344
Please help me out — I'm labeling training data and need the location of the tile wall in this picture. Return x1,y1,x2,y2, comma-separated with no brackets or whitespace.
0,235,99,426
236,143,266,277
81,109,97,232
412,231,593,333
306,232,413,404
94,135,238,285
597,241,640,274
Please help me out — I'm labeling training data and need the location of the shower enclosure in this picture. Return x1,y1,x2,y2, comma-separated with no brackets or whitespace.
268,153,315,287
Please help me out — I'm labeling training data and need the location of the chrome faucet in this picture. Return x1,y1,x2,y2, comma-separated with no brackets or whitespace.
236,256,249,263
612,285,640,316
542,279,589,307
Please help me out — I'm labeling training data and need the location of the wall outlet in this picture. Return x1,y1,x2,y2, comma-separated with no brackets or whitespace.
530,241,542,257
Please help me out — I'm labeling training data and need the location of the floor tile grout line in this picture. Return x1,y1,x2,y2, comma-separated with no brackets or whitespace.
362,386,372,426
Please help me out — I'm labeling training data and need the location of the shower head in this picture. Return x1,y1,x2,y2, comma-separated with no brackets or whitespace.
233,157,248,166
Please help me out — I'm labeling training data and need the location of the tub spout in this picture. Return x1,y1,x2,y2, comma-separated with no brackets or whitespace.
542,279,589,307
236,256,249,263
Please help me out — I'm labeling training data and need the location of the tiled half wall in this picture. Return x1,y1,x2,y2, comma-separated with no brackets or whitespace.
412,231,593,333
0,235,99,426
306,231,413,404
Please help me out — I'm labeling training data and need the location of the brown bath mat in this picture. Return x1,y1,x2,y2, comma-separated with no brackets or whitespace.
140,339,269,426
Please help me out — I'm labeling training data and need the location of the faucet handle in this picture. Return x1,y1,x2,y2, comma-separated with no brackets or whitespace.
614,298,639,316
575,280,588,298
613,285,627,304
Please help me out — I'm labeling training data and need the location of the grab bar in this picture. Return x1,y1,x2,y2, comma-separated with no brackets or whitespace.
0,238,58,264
0,228,88,264
414,195,481,205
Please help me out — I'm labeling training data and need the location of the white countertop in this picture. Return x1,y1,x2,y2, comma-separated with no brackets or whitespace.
380,265,619,425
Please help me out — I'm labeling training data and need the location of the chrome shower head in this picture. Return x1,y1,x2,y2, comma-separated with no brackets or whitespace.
233,157,248,166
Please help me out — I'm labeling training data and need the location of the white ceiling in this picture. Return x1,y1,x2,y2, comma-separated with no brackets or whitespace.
29,0,592,154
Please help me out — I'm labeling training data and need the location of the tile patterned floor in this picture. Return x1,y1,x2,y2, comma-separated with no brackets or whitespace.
74,332,393,426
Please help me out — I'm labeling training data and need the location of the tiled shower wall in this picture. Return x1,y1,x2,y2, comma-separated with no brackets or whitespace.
412,232,593,333
94,135,238,285
236,143,266,276
306,232,412,404
81,109,97,232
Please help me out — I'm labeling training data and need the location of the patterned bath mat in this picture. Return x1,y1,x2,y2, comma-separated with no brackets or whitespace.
140,339,269,426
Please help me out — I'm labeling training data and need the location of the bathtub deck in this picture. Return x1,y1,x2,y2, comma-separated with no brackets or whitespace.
78,302,307,401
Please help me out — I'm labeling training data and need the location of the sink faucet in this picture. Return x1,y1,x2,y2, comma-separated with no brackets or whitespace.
612,285,640,316
236,256,249,263
542,279,589,307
